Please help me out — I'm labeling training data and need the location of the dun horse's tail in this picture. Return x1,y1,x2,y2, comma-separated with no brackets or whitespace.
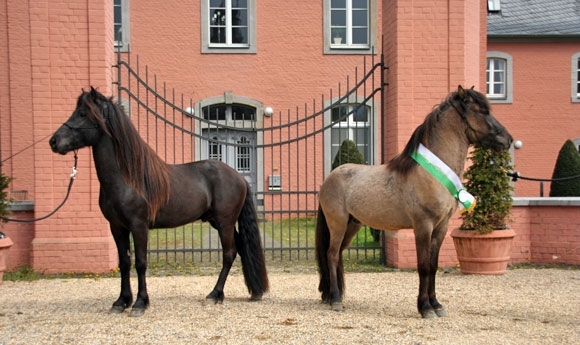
315,205,345,302
236,183,269,298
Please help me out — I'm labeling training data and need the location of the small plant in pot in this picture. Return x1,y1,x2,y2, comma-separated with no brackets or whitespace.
451,146,516,274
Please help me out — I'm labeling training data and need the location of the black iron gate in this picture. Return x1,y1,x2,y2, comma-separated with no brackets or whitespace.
114,51,386,265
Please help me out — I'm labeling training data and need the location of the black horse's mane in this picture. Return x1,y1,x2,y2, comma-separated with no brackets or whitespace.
388,87,489,177
80,87,171,221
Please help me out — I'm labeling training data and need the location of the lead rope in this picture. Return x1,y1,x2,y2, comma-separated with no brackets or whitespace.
0,151,78,223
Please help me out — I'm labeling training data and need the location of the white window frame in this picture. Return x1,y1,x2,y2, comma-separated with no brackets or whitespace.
486,51,513,104
572,52,580,103
324,0,377,55
487,0,501,12
114,0,130,52
201,0,257,54
324,96,378,176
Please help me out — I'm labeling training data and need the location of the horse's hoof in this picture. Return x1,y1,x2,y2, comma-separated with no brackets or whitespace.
250,293,263,301
331,302,343,312
420,309,438,319
205,296,223,305
434,307,448,317
129,308,146,317
109,306,125,314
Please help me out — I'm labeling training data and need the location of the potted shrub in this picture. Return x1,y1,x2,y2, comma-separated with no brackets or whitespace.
0,164,13,283
450,146,516,275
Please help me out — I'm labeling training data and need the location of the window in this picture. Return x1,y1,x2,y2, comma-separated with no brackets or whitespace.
486,51,513,103
487,0,501,12
208,136,223,160
487,58,506,98
331,104,371,164
202,0,257,54
114,0,130,52
202,103,255,121
572,53,580,103
324,0,377,54
237,136,251,172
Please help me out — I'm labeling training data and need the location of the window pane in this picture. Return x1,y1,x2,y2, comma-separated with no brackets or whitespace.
352,105,368,122
331,106,349,122
233,0,248,7
331,9,347,26
232,104,255,120
232,9,247,26
203,105,227,120
331,0,347,8
352,0,368,9
232,27,248,43
494,71,503,82
352,9,368,26
353,128,370,163
493,84,504,95
237,136,251,172
352,28,368,44
114,0,122,42
209,136,222,160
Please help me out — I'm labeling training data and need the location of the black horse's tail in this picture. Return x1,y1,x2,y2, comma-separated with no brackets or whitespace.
315,204,344,302
236,183,269,298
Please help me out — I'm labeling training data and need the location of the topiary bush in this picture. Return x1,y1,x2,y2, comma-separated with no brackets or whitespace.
460,147,513,234
549,139,580,197
332,139,365,170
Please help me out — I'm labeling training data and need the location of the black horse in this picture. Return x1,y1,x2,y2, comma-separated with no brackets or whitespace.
49,87,269,317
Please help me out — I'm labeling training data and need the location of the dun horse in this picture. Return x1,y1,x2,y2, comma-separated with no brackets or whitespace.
49,87,269,317
315,86,513,318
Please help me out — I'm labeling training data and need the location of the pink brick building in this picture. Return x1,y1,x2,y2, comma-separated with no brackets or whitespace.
0,0,579,273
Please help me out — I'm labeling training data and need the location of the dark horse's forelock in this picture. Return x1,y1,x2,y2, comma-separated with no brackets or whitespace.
388,88,488,178
81,89,171,222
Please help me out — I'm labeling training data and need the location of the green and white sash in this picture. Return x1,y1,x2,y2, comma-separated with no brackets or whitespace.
410,143,476,213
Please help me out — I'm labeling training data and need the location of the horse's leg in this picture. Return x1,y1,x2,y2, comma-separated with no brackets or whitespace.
109,226,133,314
414,223,438,319
325,215,353,311
129,225,150,317
331,220,363,311
206,225,237,304
428,223,449,317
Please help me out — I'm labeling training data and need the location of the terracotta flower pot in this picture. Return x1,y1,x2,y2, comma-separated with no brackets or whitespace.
0,237,14,283
451,228,516,275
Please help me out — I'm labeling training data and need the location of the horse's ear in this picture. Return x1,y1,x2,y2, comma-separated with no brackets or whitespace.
470,85,475,90
457,85,466,98
89,86,99,99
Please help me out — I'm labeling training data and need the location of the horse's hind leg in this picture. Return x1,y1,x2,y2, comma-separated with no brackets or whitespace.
109,226,133,315
327,217,361,311
206,225,237,304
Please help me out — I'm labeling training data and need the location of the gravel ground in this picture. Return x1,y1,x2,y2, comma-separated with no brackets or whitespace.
0,266,578,345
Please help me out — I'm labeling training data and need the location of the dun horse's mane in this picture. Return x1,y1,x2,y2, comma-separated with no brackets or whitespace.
81,89,171,221
388,88,488,178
